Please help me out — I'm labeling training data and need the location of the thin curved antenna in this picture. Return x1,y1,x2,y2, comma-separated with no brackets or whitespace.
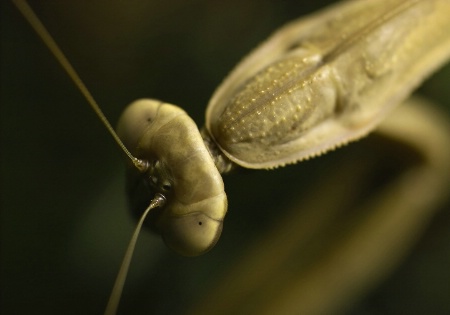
104,194,166,315
12,0,148,173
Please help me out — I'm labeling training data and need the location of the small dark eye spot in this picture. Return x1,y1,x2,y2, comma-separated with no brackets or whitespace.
198,221,202,226
162,183,171,191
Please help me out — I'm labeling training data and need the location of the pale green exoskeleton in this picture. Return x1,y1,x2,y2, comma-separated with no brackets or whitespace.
117,101,227,256
117,0,450,253
12,0,450,314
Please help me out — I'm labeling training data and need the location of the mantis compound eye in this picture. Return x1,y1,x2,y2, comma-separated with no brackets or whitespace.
162,212,223,256
117,99,228,256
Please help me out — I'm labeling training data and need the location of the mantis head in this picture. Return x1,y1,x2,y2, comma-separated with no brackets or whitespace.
117,99,227,256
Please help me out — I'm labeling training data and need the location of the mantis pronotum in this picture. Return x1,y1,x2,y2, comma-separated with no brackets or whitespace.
3,0,450,315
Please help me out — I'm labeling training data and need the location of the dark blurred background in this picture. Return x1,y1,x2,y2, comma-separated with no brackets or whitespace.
1,1,449,314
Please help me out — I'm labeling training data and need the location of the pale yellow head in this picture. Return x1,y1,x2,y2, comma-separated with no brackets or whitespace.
117,99,227,256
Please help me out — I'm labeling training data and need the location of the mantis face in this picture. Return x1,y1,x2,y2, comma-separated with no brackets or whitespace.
116,100,227,256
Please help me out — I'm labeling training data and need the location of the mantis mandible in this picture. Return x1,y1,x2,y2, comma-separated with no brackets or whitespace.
4,0,450,315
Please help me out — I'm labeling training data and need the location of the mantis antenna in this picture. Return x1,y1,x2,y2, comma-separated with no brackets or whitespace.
12,1,166,314
12,0,148,173
104,193,166,315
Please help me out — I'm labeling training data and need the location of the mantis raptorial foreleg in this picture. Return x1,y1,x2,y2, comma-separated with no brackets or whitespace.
188,97,450,315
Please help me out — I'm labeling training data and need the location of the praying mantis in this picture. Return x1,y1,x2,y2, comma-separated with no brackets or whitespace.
2,0,450,314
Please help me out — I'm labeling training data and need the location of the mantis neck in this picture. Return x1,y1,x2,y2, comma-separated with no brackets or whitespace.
201,127,235,175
